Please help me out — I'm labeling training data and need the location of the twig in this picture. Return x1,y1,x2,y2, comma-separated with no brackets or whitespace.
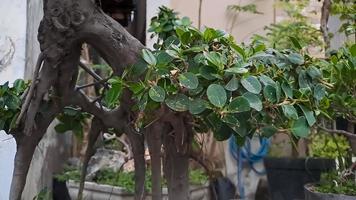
76,78,109,90
79,61,103,81
318,125,356,139
79,62,109,89
16,52,45,126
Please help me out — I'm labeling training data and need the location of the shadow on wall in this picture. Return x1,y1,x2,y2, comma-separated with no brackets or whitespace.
0,36,15,72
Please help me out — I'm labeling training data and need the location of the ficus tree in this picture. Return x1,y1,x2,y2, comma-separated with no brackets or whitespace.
0,1,351,200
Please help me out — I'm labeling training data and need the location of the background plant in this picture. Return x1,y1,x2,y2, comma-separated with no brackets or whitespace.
255,0,323,51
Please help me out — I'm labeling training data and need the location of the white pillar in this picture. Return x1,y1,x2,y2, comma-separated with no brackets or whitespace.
0,1,27,199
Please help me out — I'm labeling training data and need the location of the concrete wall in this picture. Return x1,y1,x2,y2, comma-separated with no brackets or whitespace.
0,1,27,199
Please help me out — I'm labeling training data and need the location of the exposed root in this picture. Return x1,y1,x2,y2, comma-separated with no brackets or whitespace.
16,52,45,127
78,117,104,200
146,122,163,200
126,125,146,200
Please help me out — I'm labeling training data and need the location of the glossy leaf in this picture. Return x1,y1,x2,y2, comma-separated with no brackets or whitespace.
228,96,250,112
149,86,166,102
225,75,239,91
243,92,262,111
241,76,262,94
281,104,298,120
298,105,316,126
288,53,304,65
165,94,190,112
179,72,199,89
207,84,227,108
142,49,157,66
291,117,310,138
263,85,277,103
282,82,293,98
189,98,207,115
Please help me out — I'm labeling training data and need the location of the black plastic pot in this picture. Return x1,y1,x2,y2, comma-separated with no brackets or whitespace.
264,157,335,200
304,183,356,200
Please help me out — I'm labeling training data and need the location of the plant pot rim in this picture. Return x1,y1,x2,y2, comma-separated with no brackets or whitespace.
67,180,210,195
264,157,335,170
304,183,356,198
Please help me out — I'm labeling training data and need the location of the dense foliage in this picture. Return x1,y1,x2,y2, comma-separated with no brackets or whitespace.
255,0,323,50
114,6,328,143
315,171,356,196
55,167,208,193
308,132,350,159
320,44,356,121
0,79,28,133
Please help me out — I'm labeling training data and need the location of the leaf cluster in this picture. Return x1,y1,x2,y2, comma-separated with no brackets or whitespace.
315,171,356,196
308,132,351,159
0,79,28,133
320,44,356,120
108,8,333,143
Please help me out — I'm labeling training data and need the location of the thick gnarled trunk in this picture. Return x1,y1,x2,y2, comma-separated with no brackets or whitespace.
10,1,193,200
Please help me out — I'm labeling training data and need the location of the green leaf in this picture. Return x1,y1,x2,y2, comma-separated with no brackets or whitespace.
138,93,148,111
199,65,219,80
205,51,225,70
225,75,239,91
228,96,250,112
156,51,174,66
225,67,248,74
243,92,262,111
288,53,304,65
298,70,309,88
142,49,157,66
13,79,25,94
203,28,224,42
261,126,278,137
259,75,276,86
128,82,145,94
289,36,302,50
230,43,246,59
165,94,190,112
291,117,310,138
189,98,207,115
275,82,282,102
221,114,240,126
282,82,293,98
206,112,233,141
350,44,356,57
178,72,199,89
306,66,322,79
313,84,326,101
104,81,122,108
55,123,69,133
131,58,148,77
4,94,20,110
181,16,191,26
281,105,298,120
149,86,165,102
207,84,227,108
263,85,277,103
298,105,316,126
241,76,262,94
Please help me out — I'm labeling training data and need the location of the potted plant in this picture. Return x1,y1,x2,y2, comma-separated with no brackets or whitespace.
54,166,210,200
303,42,356,200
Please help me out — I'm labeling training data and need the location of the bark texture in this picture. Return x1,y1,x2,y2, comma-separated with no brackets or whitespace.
10,1,194,200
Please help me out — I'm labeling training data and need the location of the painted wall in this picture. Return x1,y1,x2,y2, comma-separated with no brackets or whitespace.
0,1,26,199
146,0,275,47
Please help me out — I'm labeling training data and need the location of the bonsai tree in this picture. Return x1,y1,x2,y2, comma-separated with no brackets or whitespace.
0,2,338,200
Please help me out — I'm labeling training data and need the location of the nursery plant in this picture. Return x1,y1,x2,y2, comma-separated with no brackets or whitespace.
0,1,352,200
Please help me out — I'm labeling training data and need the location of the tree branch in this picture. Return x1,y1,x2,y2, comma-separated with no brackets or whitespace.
318,125,356,139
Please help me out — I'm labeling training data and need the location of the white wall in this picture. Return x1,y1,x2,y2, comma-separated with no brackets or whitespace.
0,1,27,199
